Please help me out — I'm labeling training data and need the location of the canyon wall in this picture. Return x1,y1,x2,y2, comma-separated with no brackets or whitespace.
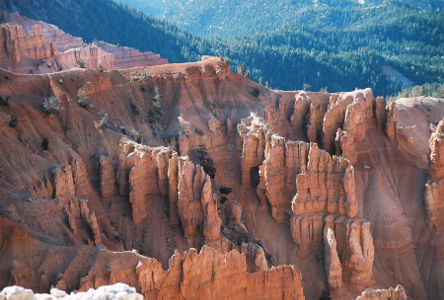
0,10,167,73
0,53,442,300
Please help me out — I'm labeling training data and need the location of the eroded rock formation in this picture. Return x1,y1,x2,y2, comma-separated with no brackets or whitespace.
0,10,168,73
137,246,305,300
0,44,443,299
425,119,444,225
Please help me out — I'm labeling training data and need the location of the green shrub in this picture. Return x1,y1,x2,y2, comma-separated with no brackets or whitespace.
139,68,149,82
132,131,142,143
9,115,17,128
41,138,49,150
75,58,86,68
251,87,260,98
153,87,162,108
77,89,89,108
0,96,10,107
197,145,216,179
41,96,62,115
220,186,232,195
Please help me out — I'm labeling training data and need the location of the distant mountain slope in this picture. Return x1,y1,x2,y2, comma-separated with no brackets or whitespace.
222,2,444,93
117,0,443,38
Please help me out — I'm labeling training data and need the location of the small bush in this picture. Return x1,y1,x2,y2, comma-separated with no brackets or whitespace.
98,111,108,127
4,76,8,80
130,100,139,115
221,56,231,66
77,89,88,108
197,145,216,179
220,186,232,195
41,138,49,150
0,96,10,107
251,87,260,98
9,115,17,128
237,63,250,78
41,96,62,115
96,64,104,72
132,131,142,143
139,68,149,82
75,59,86,68
58,78,63,85
153,86,162,108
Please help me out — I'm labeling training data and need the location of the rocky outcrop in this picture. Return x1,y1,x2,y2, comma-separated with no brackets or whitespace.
0,10,84,52
386,99,399,143
325,216,374,291
57,45,114,70
52,165,76,199
425,119,444,225
178,162,221,242
100,155,117,198
0,24,55,63
237,116,269,194
136,246,305,300
324,228,342,290
65,198,101,246
71,157,93,199
292,144,357,218
257,137,357,224
96,42,168,68
291,214,374,291
118,145,221,242
291,214,374,290
0,10,168,73
257,136,309,223
356,285,408,300
127,147,171,224
323,89,378,164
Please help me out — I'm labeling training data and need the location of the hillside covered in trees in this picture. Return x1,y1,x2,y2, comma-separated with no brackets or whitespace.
1,0,443,97
118,0,444,38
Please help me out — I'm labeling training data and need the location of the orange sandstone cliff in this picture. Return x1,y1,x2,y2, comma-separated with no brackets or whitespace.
0,10,168,74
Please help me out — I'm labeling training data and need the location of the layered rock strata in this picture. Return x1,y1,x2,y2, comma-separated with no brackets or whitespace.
0,24,55,63
0,10,168,73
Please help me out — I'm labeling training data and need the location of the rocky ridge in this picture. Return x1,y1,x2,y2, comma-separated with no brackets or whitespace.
0,10,167,74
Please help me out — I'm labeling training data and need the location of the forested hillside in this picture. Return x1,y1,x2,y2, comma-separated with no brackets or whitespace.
221,2,444,95
1,0,443,97
118,0,443,38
